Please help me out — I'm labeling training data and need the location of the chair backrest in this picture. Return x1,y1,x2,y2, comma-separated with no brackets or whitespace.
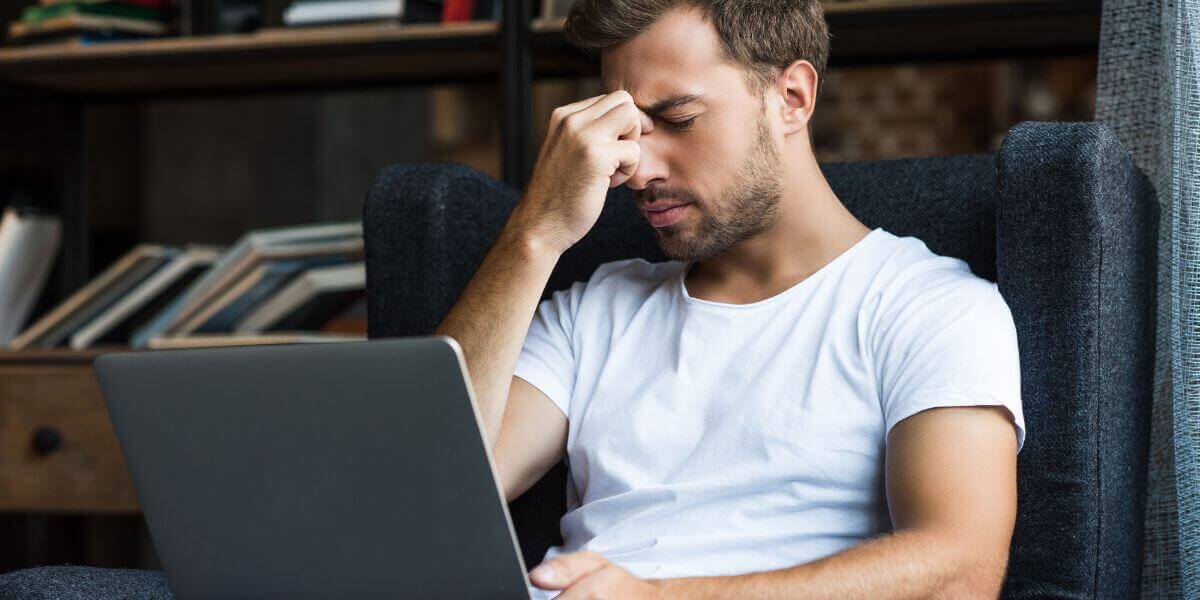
363,122,1157,599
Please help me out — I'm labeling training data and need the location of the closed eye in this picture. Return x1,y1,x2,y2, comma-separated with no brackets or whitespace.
666,116,697,130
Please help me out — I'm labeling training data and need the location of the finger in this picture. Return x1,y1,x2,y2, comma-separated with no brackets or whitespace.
593,101,641,144
560,94,606,113
549,94,606,129
608,140,640,188
529,550,610,589
573,90,637,124
552,566,621,600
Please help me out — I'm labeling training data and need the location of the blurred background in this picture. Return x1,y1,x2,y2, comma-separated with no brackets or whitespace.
0,0,1099,575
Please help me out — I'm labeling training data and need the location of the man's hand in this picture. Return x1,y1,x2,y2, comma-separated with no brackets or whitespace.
529,551,664,600
514,90,653,256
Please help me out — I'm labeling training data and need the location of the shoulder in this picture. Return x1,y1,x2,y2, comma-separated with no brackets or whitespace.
866,231,1006,317
859,231,1016,357
574,257,682,299
541,257,682,316
589,257,678,282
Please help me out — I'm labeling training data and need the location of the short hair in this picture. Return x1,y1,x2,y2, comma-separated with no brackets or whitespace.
563,0,830,97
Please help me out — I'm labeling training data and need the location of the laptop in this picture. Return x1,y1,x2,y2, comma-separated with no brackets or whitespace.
94,336,534,599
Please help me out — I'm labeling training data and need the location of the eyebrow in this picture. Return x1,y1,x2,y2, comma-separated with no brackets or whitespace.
641,93,705,116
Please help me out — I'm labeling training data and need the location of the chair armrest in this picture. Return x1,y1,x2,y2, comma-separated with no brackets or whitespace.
364,162,520,339
996,121,1158,599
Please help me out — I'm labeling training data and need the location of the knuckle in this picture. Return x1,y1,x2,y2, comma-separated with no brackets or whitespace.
579,138,603,161
562,111,585,130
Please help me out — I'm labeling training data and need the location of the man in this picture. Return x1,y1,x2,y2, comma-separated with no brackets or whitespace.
434,0,1026,597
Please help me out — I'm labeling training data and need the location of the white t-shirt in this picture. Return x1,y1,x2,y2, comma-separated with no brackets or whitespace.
514,226,1025,598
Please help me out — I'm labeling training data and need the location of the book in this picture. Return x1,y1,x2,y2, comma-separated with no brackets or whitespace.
283,0,403,25
0,206,61,345
441,0,473,22
129,221,362,348
146,331,365,349
6,29,157,46
38,0,168,9
282,0,443,25
8,13,168,39
167,238,363,336
10,244,175,350
22,3,164,25
234,262,365,332
68,244,222,349
179,253,355,334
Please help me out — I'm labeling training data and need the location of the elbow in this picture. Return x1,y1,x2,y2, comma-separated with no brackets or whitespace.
937,535,1011,599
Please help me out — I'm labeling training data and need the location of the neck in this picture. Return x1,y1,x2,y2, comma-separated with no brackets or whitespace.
686,143,871,303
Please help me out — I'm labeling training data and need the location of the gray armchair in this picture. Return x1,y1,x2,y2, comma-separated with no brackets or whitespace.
362,121,1157,599
0,121,1157,599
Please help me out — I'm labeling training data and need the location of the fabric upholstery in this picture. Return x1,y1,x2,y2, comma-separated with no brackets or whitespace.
996,122,1157,598
363,122,1157,598
0,566,171,599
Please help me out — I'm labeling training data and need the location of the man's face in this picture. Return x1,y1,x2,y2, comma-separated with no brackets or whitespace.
601,7,785,263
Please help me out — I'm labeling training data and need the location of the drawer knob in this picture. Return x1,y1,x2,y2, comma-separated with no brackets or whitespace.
31,427,63,456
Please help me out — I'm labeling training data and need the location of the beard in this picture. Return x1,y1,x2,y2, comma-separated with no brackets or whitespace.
635,112,784,263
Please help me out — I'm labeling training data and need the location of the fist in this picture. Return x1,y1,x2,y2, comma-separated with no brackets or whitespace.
529,550,665,600
515,90,653,255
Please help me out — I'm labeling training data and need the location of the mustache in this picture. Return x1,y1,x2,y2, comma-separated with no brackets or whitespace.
635,187,700,205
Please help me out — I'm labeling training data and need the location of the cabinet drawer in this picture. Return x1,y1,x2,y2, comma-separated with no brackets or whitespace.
0,359,139,513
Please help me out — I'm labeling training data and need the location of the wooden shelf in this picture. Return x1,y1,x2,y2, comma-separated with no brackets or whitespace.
0,21,502,96
0,350,138,513
532,0,1100,77
821,0,1100,64
0,347,135,365
0,0,1098,96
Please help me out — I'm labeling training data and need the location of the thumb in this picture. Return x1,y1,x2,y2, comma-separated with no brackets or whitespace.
529,551,610,589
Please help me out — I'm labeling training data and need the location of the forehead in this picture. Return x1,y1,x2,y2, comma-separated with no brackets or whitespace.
599,7,741,104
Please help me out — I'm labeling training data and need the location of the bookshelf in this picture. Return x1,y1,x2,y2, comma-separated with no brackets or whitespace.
0,1,1101,94
0,0,1097,509
0,0,1101,571
0,21,503,94
533,0,1100,67
0,0,1100,293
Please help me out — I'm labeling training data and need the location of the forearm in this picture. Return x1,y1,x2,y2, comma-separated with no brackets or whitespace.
433,205,562,445
654,527,1003,600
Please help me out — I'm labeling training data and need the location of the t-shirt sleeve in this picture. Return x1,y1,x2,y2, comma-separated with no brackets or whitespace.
868,262,1026,452
512,281,586,417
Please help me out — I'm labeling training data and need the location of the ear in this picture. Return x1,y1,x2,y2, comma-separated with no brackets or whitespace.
775,59,819,137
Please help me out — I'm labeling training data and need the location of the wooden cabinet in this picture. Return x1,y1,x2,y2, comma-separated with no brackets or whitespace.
0,350,139,513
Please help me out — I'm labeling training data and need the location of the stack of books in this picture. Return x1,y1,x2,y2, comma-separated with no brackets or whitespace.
6,0,168,47
8,221,368,351
281,0,499,26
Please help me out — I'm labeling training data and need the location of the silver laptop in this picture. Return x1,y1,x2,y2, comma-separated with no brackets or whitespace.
94,336,532,599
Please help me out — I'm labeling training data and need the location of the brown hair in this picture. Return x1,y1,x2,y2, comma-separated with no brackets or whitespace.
562,0,830,97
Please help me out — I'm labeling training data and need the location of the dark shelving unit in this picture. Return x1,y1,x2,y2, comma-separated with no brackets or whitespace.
0,0,1100,304
0,0,1101,570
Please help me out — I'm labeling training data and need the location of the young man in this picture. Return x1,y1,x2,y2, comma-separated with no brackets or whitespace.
435,0,1026,597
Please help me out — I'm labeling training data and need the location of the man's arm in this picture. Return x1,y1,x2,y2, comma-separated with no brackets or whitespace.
433,216,568,502
530,404,1018,598
433,90,649,502
432,210,562,448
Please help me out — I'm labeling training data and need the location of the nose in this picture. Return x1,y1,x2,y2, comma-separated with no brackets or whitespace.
625,127,668,191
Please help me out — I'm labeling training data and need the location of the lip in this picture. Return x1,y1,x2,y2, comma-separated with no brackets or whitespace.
643,203,692,228
640,201,689,212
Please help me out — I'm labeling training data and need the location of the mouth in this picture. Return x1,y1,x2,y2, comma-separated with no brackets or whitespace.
641,202,692,228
